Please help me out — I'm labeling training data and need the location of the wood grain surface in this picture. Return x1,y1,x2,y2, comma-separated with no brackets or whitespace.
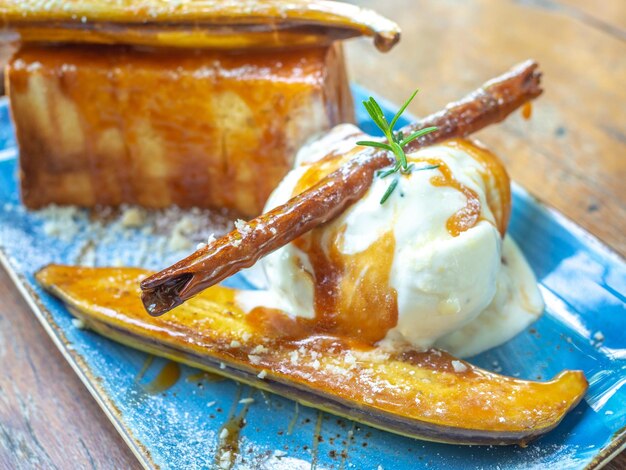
0,268,140,470
0,0,624,468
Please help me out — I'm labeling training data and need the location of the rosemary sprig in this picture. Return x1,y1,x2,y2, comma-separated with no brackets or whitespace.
356,90,438,204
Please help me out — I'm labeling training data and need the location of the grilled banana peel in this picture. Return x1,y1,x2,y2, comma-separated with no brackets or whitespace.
36,265,587,446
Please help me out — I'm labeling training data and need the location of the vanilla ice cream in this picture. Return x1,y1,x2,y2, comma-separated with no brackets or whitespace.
238,124,543,357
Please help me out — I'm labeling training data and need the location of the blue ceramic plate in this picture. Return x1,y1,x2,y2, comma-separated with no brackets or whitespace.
0,89,624,470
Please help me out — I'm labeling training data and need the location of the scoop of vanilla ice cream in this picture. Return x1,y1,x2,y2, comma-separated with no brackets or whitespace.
251,124,543,357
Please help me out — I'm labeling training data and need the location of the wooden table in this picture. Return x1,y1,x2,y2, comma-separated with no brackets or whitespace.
1,0,624,468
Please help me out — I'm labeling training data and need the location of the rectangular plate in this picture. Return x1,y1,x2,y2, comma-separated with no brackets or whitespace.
1,88,625,470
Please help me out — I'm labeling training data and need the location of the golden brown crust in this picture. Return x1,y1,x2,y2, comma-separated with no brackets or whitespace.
140,60,542,316
8,43,353,215
37,264,588,445
1,0,400,51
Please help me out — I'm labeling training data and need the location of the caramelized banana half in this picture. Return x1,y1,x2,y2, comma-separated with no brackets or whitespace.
36,265,587,446
3,0,400,51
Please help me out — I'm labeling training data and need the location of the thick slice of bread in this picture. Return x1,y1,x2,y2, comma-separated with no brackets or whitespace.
8,43,353,215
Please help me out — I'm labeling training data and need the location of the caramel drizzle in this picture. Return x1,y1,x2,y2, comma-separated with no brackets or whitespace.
246,157,398,343
246,227,398,345
300,229,397,343
443,139,511,236
419,157,483,237
280,157,397,343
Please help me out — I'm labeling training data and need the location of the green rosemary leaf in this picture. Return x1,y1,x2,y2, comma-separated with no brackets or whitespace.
359,89,439,205
378,165,399,178
404,163,415,173
399,126,438,147
362,100,388,134
368,97,387,124
389,88,419,131
356,140,393,151
390,141,407,169
414,164,440,172
379,175,399,204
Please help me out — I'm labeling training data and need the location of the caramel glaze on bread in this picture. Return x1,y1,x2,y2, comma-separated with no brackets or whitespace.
8,43,353,215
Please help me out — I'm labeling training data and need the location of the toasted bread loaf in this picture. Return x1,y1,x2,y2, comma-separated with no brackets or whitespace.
8,44,353,215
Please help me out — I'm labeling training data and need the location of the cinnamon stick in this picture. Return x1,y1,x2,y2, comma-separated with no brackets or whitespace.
141,60,542,316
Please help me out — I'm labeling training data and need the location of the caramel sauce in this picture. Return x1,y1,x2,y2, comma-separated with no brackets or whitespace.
247,226,397,344
443,139,511,236
246,306,312,341
304,229,398,343
287,402,300,435
245,238,398,346
420,157,483,237
143,360,181,394
310,411,324,468
293,149,357,192
215,415,245,469
186,370,225,383
215,387,254,469
135,355,155,382
245,144,398,344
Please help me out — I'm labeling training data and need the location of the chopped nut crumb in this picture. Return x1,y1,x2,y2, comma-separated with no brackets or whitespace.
219,450,232,468
451,360,468,373
248,355,262,365
71,318,86,329
289,351,299,365
251,345,268,354
120,207,146,227
344,353,356,366
168,229,191,251
234,219,252,236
